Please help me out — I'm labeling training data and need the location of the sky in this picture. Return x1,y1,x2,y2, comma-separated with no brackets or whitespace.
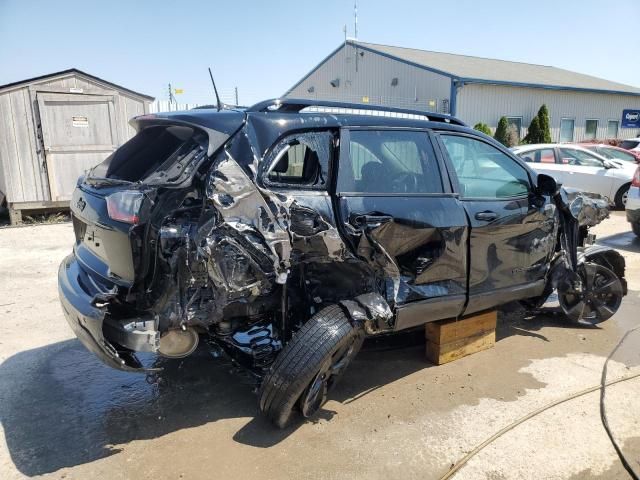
1,0,639,106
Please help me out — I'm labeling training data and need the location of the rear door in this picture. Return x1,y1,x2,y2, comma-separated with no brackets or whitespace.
37,92,118,201
437,133,554,314
335,128,469,330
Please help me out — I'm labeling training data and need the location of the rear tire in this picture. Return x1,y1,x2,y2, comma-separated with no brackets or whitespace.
632,222,640,238
258,304,364,428
614,183,630,209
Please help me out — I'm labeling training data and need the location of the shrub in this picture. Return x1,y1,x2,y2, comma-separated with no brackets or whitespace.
523,116,541,144
494,117,510,146
538,104,552,143
473,123,492,136
506,125,519,147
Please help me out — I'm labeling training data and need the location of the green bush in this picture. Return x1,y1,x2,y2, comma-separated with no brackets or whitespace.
523,116,541,144
473,123,492,136
538,104,552,143
494,117,510,146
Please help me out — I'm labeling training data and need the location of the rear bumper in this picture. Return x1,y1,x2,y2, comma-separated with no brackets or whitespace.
58,253,159,372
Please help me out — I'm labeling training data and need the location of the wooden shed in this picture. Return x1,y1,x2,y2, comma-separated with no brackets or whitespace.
0,69,154,223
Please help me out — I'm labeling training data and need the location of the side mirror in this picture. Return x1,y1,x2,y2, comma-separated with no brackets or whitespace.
603,160,616,169
536,173,558,195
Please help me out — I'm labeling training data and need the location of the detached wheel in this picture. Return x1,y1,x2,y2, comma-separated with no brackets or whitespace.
258,304,364,428
614,183,630,209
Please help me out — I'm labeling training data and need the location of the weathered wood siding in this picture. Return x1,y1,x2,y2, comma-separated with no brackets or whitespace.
0,72,151,204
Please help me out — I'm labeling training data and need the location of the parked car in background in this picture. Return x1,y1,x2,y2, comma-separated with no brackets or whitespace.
626,166,640,237
580,144,640,164
619,138,640,153
512,144,637,208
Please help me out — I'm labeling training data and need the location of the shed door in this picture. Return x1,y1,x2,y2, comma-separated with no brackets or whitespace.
37,92,118,201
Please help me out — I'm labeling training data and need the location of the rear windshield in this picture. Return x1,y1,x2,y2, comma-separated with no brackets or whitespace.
89,125,208,184
619,140,640,150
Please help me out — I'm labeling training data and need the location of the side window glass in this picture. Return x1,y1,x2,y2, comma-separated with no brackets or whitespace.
518,148,555,164
440,135,530,199
337,130,443,194
265,131,333,188
559,148,603,167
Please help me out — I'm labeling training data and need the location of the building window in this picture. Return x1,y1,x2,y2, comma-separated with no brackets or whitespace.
560,118,575,143
506,117,522,140
607,120,619,138
585,119,598,140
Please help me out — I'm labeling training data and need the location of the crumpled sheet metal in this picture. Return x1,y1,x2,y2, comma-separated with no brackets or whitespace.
206,147,292,284
563,187,609,227
340,292,394,334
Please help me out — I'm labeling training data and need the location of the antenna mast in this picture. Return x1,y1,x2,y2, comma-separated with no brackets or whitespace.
354,0,358,39
208,67,222,111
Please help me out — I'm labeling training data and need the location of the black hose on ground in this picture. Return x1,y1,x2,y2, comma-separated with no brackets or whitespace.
440,326,640,480
600,326,640,480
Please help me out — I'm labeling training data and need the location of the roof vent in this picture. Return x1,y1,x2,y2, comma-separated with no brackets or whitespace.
330,78,340,88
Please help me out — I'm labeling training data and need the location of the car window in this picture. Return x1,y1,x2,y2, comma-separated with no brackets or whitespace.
558,148,604,167
441,135,530,199
603,147,636,162
337,130,443,194
518,148,555,164
265,131,332,189
619,140,640,150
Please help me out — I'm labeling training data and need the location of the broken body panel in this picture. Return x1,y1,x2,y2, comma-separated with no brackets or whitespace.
58,100,625,376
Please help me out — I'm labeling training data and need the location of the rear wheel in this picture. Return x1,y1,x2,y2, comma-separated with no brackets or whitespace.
258,305,364,428
633,222,640,238
614,183,630,209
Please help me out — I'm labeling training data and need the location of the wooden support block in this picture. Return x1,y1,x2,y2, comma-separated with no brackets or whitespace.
8,206,22,225
425,310,497,365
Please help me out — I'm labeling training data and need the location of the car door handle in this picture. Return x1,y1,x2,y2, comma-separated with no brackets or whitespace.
475,211,498,221
350,213,393,228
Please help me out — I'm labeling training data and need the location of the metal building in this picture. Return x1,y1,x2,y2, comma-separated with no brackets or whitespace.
0,69,153,223
286,41,640,141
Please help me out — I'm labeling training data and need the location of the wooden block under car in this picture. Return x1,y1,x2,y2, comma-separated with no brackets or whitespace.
425,310,497,365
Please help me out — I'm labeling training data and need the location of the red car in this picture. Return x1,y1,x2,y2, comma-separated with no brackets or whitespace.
580,143,640,164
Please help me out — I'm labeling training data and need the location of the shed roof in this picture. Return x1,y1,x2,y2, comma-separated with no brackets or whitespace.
293,41,640,96
0,68,154,100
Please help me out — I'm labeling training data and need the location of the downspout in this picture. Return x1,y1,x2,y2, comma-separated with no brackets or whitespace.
450,78,461,116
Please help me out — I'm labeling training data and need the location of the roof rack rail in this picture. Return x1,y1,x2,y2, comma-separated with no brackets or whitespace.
247,98,467,126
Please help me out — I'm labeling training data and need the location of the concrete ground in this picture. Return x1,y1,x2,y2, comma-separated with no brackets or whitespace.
0,211,639,480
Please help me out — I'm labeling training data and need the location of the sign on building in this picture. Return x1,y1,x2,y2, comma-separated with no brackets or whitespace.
622,109,640,128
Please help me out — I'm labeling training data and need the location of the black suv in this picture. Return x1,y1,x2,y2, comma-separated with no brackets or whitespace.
59,99,626,428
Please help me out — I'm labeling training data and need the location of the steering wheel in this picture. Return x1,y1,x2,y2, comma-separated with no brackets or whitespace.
391,172,419,193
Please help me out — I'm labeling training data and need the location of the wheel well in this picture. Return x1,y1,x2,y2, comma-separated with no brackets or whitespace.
615,182,631,200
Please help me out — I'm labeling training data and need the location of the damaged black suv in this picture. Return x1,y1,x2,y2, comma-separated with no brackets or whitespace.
59,99,626,428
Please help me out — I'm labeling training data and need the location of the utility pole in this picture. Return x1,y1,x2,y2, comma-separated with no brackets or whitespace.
235,86,239,106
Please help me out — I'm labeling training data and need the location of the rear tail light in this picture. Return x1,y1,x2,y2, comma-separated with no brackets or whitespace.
632,167,640,188
106,191,144,224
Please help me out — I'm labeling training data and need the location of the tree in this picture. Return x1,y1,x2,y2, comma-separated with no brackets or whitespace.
494,116,510,146
473,122,492,135
538,104,552,143
523,116,541,144
506,125,519,147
